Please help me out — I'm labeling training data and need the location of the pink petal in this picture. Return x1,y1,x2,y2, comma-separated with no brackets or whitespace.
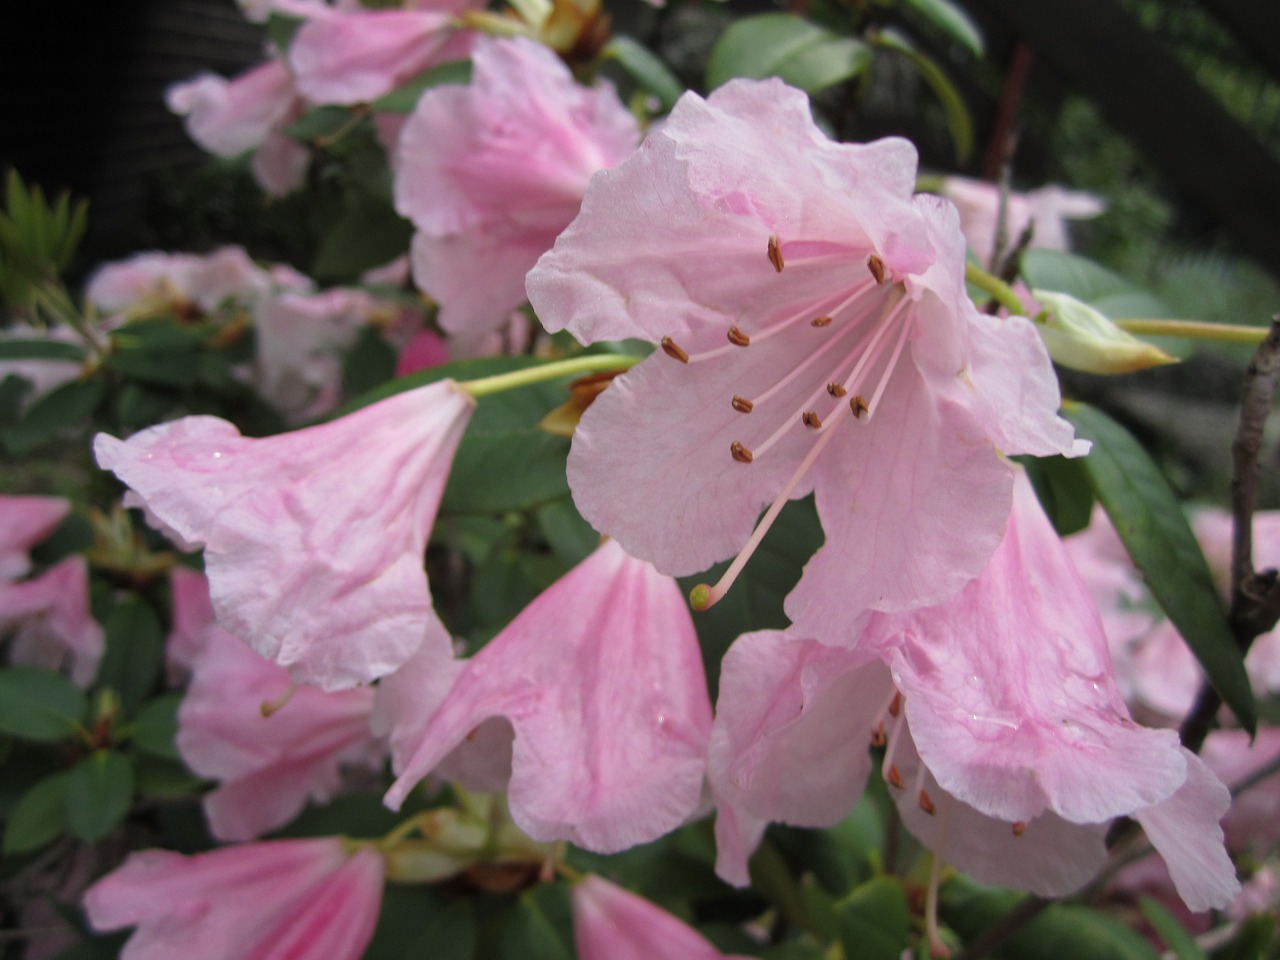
165,567,216,682
0,494,69,581
384,540,712,853
251,130,311,197
166,60,300,157
1,557,104,687
1200,728,1280,855
94,379,474,690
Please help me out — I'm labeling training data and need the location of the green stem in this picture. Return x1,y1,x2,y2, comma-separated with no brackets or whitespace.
963,263,1025,315
459,353,642,398
1116,319,1268,344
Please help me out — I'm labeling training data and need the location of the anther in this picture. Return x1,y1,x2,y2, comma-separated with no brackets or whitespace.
811,315,832,327
731,396,754,414
1012,821,1027,837
850,395,869,419
767,235,784,273
870,723,886,748
727,326,751,347
802,410,822,429
887,765,905,789
888,692,902,718
826,383,847,397
919,790,936,815
867,254,887,284
730,441,754,464
660,337,689,363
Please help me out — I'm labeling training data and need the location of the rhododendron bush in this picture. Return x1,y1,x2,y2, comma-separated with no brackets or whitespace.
3,1,1279,958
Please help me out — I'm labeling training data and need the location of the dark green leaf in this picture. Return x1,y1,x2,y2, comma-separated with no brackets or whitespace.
48,932,131,960
872,30,972,162
0,339,84,362
4,771,71,854
97,596,165,716
106,348,202,387
500,888,572,960
836,877,911,960
1210,913,1275,960
371,59,474,113
114,382,178,429
535,498,599,568
1021,454,1095,536
3,377,104,454
706,14,871,93
266,12,304,51
1064,403,1254,732
342,327,398,398
66,750,134,843
133,754,205,797
901,0,984,55
130,693,183,760
604,36,684,111
1139,896,1207,960
286,105,355,143
1022,250,1170,320
0,667,86,741
366,887,476,960
312,193,414,283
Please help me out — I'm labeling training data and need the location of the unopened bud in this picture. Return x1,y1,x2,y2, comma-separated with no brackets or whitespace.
1030,289,1175,374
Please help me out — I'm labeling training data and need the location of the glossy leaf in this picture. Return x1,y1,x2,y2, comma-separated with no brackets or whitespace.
130,693,182,760
500,888,572,960
707,14,871,94
0,667,86,741
605,36,685,112
66,750,134,843
872,29,972,162
1064,403,1255,733
366,887,476,960
312,193,415,284
1139,896,1206,960
371,59,474,114
1021,453,1095,536
4,771,71,854
1022,249,1170,320
0,339,84,362
3,376,105,454
901,0,984,55
97,597,164,717
836,877,911,960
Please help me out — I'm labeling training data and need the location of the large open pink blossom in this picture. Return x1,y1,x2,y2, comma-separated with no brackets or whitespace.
382,539,712,853
395,37,639,345
94,379,473,690
527,79,1081,642
0,495,69,582
84,837,384,960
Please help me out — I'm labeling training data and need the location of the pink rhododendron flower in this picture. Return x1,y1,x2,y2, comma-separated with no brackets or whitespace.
0,327,83,413
177,626,381,841
94,379,473,690
937,175,1105,264
709,473,1238,911
289,2,478,106
84,837,384,960
1200,728,1280,856
383,539,713,853
0,494,69,581
395,327,450,377
164,566,217,683
395,37,640,345
527,79,1082,642
573,875,754,960
1,557,104,687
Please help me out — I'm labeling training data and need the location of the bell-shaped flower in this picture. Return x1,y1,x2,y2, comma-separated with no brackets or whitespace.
83,837,384,960
573,875,754,960
527,79,1082,643
382,539,713,853
936,175,1105,263
395,37,639,345
94,379,474,690
177,626,382,841
0,494,69,581
1,557,104,687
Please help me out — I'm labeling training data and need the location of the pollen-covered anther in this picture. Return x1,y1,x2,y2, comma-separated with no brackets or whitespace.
850,395,870,419
767,235,784,273
731,395,754,414
870,722,886,748
887,764,905,789
727,326,751,347
1012,821,1027,837
660,337,689,363
802,410,822,429
810,315,832,328
867,254,887,284
888,692,903,718
730,441,754,464
918,790,936,815
826,382,847,398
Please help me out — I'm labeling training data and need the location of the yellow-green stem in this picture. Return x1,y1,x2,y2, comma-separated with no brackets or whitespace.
964,263,1025,315
459,353,642,398
1116,319,1269,345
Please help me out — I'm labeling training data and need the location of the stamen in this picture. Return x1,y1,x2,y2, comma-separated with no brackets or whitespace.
731,396,754,414
926,798,953,959
870,722,886,748
850,395,869,419
1012,821,1027,837
919,790,936,815
888,692,902,718
811,315,832,327
867,254,887,284
801,410,822,429
660,337,689,363
727,326,751,347
260,680,297,717
730,441,754,464
768,235,784,272
826,383,847,397
886,765,905,789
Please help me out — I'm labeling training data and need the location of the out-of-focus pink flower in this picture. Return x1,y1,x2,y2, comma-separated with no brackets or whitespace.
1200,728,1280,856
397,37,639,346
383,539,713,854
289,1,478,106
573,875,754,960
0,327,83,413
528,79,1081,642
86,247,281,323
0,494,69,581
1,558,104,687
177,626,381,841
84,837,384,960
395,328,450,377
94,379,474,690
937,175,1105,264
164,566,217,683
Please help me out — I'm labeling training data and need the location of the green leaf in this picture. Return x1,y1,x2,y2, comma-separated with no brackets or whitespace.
1064,403,1255,732
286,105,358,143
1210,913,1275,960
0,667,86,741
901,0,984,56
265,12,304,51
66,750,134,843
371,59,474,114
312,193,414,283
836,877,911,960
4,771,71,854
535,498,600,568
133,754,205,797
1021,249,1171,320
1139,896,1207,960
604,36,684,112
130,693,183,760
342,326,398,398
106,347,202,387
97,597,165,717
1021,454,1095,536
872,29,973,162
3,376,104,454
365,887,476,960
0,338,84,362
500,888,572,960
706,14,871,93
